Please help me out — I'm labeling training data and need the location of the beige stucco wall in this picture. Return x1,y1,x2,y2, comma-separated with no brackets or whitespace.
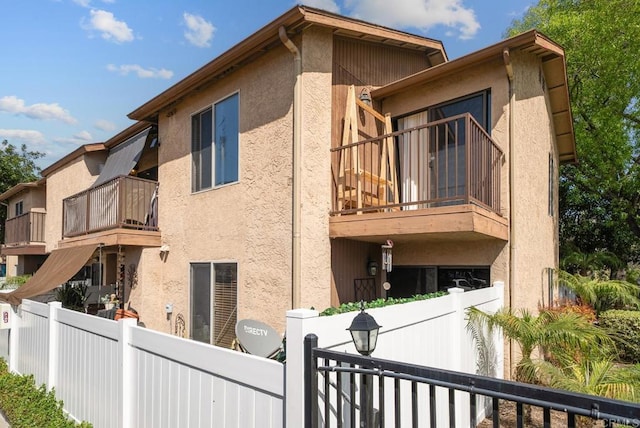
44,153,106,251
135,29,335,336
510,50,559,312
6,187,46,219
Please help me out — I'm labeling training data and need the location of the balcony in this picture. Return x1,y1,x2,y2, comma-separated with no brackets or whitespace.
61,175,160,248
1,211,46,255
330,113,508,242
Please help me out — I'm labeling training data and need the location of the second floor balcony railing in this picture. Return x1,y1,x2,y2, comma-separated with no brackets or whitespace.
331,113,503,215
3,211,46,246
63,175,159,238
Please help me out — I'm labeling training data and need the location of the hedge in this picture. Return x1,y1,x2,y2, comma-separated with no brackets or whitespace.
320,291,446,316
599,310,640,363
0,358,92,427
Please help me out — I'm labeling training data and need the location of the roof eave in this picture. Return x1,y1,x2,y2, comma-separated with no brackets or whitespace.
41,143,106,177
127,5,446,122
372,30,577,164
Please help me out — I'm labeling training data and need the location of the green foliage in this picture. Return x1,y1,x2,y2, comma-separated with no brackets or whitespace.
507,1,640,265
468,307,614,383
559,270,640,314
0,358,92,427
319,291,446,316
0,140,44,243
55,282,88,312
599,310,640,363
1,275,31,290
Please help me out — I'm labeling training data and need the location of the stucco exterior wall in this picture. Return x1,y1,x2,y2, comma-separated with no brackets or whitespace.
138,39,301,335
6,187,46,219
510,50,558,312
299,27,333,310
44,153,106,251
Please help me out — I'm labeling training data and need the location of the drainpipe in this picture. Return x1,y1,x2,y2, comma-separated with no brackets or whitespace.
279,26,302,310
503,48,515,378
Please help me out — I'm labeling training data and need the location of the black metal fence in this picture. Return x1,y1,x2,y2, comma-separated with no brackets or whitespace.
304,334,640,427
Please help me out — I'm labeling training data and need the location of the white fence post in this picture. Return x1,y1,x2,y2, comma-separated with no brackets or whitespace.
8,304,19,373
47,301,62,391
118,318,137,428
285,308,319,428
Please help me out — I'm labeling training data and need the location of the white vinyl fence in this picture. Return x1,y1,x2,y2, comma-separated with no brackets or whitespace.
285,282,504,427
4,301,284,428
2,283,503,428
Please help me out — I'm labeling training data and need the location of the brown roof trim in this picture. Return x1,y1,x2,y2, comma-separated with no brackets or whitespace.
0,181,45,202
40,143,106,177
372,29,577,163
128,5,446,122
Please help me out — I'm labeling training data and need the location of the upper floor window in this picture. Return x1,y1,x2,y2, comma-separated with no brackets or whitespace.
192,93,239,192
14,200,23,217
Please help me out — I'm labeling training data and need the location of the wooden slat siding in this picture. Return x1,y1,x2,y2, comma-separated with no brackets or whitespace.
331,238,380,306
332,37,433,194
4,211,46,245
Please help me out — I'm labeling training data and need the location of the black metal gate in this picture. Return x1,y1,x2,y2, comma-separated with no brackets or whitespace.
304,334,640,427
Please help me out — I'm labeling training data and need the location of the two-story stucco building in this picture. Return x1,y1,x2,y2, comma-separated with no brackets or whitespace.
1,6,574,359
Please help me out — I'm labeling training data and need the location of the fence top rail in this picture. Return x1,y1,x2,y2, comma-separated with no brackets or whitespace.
311,346,640,421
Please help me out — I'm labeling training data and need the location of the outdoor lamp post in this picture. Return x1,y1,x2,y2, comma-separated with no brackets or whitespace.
347,302,381,356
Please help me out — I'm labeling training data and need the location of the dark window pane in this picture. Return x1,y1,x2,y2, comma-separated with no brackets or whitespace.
192,108,213,191
190,263,211,343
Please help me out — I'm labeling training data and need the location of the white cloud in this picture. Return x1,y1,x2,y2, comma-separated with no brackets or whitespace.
53,130,94,145
183,12,215,47
0,129,46,145
73,0,91,7
304,0,340,13
0,96,77,124
94,119,116,132
83,9,134,43
344,0,480,40
107,64,174,79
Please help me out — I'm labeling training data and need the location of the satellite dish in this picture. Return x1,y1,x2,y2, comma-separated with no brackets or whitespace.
235,319,282,358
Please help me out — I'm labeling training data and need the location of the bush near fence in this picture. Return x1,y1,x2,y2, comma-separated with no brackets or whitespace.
599,309,640,363
0,358,91,428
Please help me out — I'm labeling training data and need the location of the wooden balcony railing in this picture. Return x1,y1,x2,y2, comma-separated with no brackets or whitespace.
331,113,503,215
63,175,159,238
3,211,46,246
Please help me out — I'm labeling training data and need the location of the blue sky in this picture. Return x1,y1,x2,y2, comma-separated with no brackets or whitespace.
0,0,533,169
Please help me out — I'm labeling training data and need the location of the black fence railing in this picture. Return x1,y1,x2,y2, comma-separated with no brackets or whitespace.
304,334,640,427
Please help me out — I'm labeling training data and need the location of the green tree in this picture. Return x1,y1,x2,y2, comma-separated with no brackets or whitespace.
507,0,640,265
0,140,44,243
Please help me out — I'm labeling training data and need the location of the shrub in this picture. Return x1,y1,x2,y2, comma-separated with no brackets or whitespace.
0,358,92,427
1,275,31,290
319,291,446,316
598,310,640,363
547,301,597,323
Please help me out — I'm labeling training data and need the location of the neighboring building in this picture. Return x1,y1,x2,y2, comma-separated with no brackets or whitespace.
1,6,574,362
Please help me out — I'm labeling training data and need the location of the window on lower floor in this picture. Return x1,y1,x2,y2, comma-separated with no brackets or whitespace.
387,265,490,297
190,262,238,348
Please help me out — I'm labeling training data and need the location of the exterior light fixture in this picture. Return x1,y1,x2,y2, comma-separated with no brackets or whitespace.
358,88,372,106
367,260,379,276
347,302,381,356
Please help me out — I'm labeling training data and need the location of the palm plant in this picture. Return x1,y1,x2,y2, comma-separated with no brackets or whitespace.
558,270,640,314
467,307,614,383
560,246,622,277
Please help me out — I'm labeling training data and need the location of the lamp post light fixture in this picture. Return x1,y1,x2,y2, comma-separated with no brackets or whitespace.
347,302,381,356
